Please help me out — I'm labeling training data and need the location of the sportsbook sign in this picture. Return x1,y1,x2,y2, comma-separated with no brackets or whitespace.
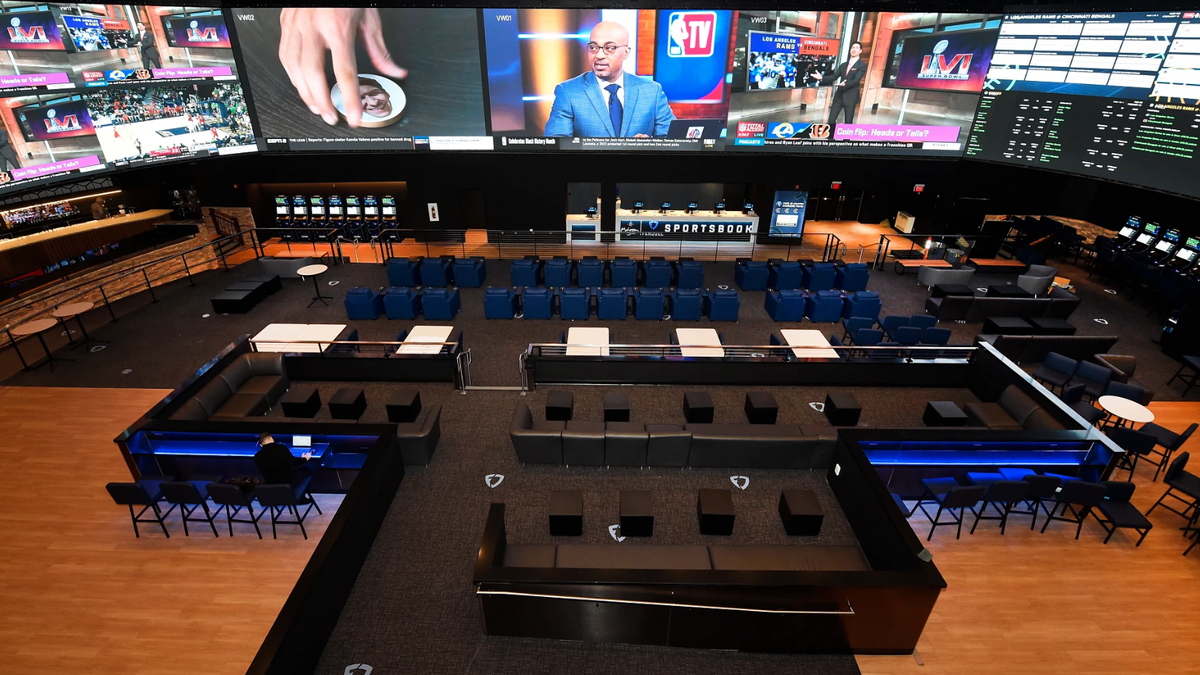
619,218,757,242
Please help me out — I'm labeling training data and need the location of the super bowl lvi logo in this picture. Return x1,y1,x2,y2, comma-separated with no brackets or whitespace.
667,11,716,57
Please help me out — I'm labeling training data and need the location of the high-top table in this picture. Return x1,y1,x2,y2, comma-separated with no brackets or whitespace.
676,328,724,357
53,301,101,351
779,329,841,360
297,263,331,307
1098,395,1154,428
10,317,72,371
398,325,455,354
251,323,347,353
566,327,609,356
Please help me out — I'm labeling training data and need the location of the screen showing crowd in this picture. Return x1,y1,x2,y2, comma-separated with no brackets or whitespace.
0,3,255,194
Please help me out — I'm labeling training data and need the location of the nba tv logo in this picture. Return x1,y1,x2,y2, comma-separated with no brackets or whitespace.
43,109,81,134
186,20,219,42
7,17,48,44
918,39,972,81
667,11,716,57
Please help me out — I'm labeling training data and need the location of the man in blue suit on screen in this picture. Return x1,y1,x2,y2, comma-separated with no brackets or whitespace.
544,21,675,138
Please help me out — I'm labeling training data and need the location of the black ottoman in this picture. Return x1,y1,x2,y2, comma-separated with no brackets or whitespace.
683,391,714,424
329,388,366,420
986,284,1032,299
549,490,583,536
924,400,968,427
242,274,282,296
779,489,824,536
386,388,422,423
982,316,1033,335
824,392,861,426
603,392,631,422
620,490,654,537
933,283,975,298
744,392,778,424
546,391,574,422
1029,317,1076,335
697,488,735,535
280,386,321,418
210,290,254,314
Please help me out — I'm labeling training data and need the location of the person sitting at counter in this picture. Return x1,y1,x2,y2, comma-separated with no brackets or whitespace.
253,432,312,487
91,197,106,221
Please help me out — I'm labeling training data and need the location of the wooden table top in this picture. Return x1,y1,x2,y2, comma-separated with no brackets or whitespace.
52,302,94,318
10,318,58,336
895,259,952,268
967,258,1027,267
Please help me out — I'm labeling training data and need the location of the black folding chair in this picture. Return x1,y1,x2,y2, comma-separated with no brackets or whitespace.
161,479,221,537
255,477,320,539
970,480,1032,535
1146,452,1200,522
1021,474,1062,530
106,478,177,538
1040,481,1107,539
206,482,265,539
1092,481,1153,546
1106,426,1159,480
915,478,986,541
1138,422,1197,481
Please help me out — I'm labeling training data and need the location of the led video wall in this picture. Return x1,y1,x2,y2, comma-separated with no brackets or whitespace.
0,4,255,195
965,10,1200,199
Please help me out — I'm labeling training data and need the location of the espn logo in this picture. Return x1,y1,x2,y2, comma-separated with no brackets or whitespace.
667,11,716,58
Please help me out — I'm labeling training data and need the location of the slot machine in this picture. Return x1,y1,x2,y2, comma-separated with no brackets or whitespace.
309,196,327,240
381,196,398,241
364,195,381,240
1151,228,1181,263
1172,235,1200,272
291,195,310,242
327,195,345,239
346,196,362,239
1115,215,1141,247
1130,222,1161,252
274,195,292,242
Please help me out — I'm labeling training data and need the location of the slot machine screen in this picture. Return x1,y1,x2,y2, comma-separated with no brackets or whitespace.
1177,248,1198,262
1156,239,1174,252
330,207,343,216
365,206,378,216
1119,226,1136,238
311,206,325,216
1165,229,1181,243
276,205,289,215
383,206,396,216
1187,236,1200,249
1144,223,1161,236
1136,233,1153,245
293,206,307,216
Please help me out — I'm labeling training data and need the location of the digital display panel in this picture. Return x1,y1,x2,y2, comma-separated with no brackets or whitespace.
768,190,808,236
1177,248,1197,261
162,13,231,49
966,11,1200,198
728,11,1000,156
1187,236,1200,248
22,99,95,140
1156,239,1174,251
0,11,66,51
1119,227,1136,237
1137,233,1154,244
1145,223,1161,235
1165,229,1181,242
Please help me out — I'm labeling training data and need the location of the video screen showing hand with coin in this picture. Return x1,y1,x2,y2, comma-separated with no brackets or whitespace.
277,7,408,128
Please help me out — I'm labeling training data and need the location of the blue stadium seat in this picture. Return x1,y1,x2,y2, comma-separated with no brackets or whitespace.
510,259,540,287
577,258,605,287
559,287,591,320
842,290,881,320
611,258,639,287
521,287,553,319
836,263,870,292
344,287,384,320
675,260,704,289
909,314,938,330
769,261,803,290
802,262,837,291
598,288,628,319
421,287,460,320
453,257,487,288
880,315,910,341
420,257,452,287
383,286,421,320
544,258,573,287
765,289,806,322
635,288,665,320
704,289,740,321
670,288,703,321
484,287,518,319
387,257,420,287
804,290,844,322
735,260,769,290
644,259,674,289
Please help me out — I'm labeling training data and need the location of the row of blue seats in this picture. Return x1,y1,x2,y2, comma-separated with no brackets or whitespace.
511,257,705,289
485,286,740,321
764,289,881,323
736,260,870,292
345,287,461,320
386,257,486,288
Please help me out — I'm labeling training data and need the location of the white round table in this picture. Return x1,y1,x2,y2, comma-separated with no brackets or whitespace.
10,317,73,371
297,264,331,307
1098,395,1154,427
52,301,97,350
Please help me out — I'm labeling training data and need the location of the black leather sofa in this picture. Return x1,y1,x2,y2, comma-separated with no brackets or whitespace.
924,287,1080,322
397,404,443,465
169,353,289,421
979,334,1120,364
963,384,1065,431
510,402,837,469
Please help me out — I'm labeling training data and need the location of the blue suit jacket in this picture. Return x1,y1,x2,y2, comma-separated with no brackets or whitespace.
545,71,675,138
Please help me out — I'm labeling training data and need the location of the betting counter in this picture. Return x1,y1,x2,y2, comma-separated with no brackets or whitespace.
564,209,759,244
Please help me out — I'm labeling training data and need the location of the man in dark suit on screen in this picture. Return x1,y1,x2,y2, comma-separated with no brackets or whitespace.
809,40,866,125
132,22,161,71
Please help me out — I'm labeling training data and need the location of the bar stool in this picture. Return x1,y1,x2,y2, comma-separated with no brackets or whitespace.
206,482,265,538
161,478,222,537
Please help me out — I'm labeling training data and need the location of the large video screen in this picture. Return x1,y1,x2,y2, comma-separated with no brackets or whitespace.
0,4,256,195
966,11,1200,199
728,11,1001,156
230,7,487,152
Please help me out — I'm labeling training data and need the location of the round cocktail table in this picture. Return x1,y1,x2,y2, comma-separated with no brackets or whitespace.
297,264,331,307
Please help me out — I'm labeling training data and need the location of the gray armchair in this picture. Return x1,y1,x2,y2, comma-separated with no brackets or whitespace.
917,265,976,290
1017,264,1058,297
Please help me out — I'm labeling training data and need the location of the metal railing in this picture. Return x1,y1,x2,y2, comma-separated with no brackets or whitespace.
247,338,472,391
525,342,976,359
871,231,1025,270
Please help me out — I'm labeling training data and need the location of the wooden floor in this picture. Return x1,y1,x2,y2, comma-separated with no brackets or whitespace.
4,387,1197,674
0,386,341,675
857,401,1200,675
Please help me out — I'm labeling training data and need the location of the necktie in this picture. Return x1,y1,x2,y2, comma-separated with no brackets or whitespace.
605,83,622,135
